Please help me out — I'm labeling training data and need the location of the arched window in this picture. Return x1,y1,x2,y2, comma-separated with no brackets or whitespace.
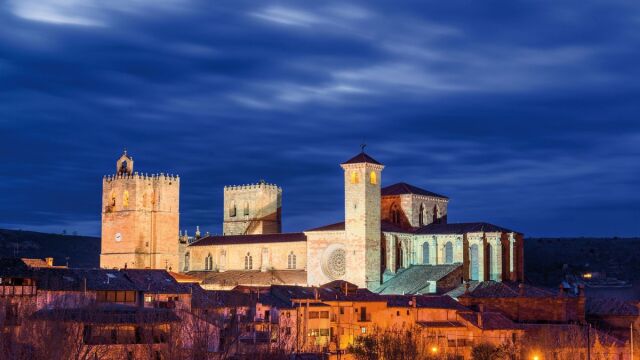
390,204,401,225
244,253,253,270
369,171,377,185
243,202,250,216
394,237,403,272
470,245,479,280
419,204,425,227
445,241,453,264
184,252,190,272
350,171,359,184
229,202,237,217
422,242,430,264
287,252,297,269
110,191,116,207
123,190,129,208
487,243,494,281
205,253,213,270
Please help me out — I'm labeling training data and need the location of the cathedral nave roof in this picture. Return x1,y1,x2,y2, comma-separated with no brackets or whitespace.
415,222,517,235
306,220,409,233
189,232,306,246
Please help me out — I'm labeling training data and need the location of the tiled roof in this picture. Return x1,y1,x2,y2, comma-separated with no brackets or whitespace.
382,182,448,199
189,232,306,247
587,297,640,316
186,270,308,288
33,268,138,291
375,264,462,295
458,311,521,330
415,222,517,235
269,284,385,303
168,271,202,283
306,220,410,233
341,152,382,165
190,286,254,308
383,295,468,310
521,324,625,347
31,304,180,324
454,281,560,299
122,269,191,294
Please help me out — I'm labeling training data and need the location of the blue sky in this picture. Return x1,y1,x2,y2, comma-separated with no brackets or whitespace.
1,1,639,237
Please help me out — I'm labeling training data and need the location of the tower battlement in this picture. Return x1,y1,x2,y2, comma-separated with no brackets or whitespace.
224,182,281,192
104,173,180,183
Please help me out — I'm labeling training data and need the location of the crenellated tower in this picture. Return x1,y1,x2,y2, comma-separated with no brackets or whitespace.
100,151,180,270
223,181,282,235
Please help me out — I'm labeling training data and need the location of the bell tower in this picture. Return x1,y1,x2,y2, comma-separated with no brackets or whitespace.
340,149,384,290
100,150,180,270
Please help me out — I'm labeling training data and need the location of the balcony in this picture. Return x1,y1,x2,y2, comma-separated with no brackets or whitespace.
0,285,36,296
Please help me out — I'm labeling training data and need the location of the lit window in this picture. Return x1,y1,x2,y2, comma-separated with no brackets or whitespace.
350,171,359,184
369,171,377,184
361,327,366,334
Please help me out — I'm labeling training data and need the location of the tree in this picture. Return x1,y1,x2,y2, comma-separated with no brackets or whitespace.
471,342,496,360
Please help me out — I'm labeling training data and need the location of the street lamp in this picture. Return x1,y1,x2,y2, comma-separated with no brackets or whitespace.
431,346,438,354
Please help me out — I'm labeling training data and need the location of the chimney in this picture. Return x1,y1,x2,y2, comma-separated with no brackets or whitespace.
518,283,525,297
314,287,319,301
558,284,564,297
412,296,417,308
464,282,470,295
45,257,54,267
578,284,585,298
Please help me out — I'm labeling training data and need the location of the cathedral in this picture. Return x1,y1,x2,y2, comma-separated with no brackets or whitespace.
100,150,524,294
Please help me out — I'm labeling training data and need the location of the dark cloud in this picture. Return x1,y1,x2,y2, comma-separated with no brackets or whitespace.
1,0,639,237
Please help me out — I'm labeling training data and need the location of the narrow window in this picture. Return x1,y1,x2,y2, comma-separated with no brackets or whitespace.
205,254,213,270
445,241,454,264
243,202,249,216
288,252,297,269
419,203,425,227
470,245,479,280
184,252,190,272
244,253,253,270
369,171,377,185
123,190,129,208
422,242,430,264
229,202,236,217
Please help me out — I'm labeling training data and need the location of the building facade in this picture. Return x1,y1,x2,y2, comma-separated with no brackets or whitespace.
183,151,525,292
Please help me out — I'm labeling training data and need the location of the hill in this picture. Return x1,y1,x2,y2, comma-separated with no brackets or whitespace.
0,229,100,268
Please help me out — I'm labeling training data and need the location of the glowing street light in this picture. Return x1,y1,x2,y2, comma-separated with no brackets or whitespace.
431,346,438,354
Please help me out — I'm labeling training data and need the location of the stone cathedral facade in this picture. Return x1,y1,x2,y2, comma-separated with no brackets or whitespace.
100,151,524,293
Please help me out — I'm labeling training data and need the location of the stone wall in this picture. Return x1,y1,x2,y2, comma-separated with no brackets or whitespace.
186,240,306,272
101,173,180,270
381,194,448,229
223,183,282,235
459,294,586,323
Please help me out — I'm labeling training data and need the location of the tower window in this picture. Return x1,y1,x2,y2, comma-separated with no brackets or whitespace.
243,202,249,216
110,192,116,207
244,253,253,270
369,171,377,185
229,203,237,217
123,190,129,208
419,203,425,227
350,171,359,184
184,252,190,272
288,252,297,269
390,204,401,225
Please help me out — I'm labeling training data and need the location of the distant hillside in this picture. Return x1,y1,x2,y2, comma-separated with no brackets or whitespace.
525,237,640,286
0,229,100,268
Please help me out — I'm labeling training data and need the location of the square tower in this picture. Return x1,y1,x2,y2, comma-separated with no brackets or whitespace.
223,181,282,235
341,152,384,290
100,151,180,270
